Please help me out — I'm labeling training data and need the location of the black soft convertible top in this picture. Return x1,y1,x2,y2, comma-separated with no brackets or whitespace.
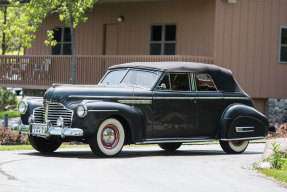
110,62,243,93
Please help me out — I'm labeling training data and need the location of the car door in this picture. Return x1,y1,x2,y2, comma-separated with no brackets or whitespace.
152,72,197,138
194,73,224,137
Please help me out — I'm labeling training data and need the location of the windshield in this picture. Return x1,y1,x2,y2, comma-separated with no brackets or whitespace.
101,69,127,85
100,69,159,89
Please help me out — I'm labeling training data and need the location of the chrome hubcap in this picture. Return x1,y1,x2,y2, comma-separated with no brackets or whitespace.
102,128,116,145
101,124,119,149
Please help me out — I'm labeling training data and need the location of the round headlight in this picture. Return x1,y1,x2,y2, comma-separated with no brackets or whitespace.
77,104,87,118
56,117,64,127
18,101,28,114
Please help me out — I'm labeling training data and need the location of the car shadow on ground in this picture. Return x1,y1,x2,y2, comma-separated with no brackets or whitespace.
18,148,262,159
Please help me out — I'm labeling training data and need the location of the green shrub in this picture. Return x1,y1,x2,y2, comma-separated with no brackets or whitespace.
267,142,287,169
0,88,17,110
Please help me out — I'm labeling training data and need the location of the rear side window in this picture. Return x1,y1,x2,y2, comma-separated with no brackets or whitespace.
195,73,217,91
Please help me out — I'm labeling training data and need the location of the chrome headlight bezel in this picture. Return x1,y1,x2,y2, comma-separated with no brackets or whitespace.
76,104,87,118
18,100,28,114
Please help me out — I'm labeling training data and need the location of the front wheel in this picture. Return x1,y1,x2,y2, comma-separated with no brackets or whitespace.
89,118,125,157
158,143,182,152
28,135,62,153
219,140,249,154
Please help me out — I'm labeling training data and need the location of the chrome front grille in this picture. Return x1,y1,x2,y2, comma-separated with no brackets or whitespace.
33,103,73,127
34,106,44,123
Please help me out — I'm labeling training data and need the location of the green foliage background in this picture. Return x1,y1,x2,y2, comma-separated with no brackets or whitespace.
0,88,17,110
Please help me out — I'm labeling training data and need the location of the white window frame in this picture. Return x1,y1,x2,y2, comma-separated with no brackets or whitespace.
150,24,177,55
52,27,72,55
279,26,287,63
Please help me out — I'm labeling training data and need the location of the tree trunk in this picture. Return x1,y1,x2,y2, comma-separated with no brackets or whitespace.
68,1,76,84
1,7,7,55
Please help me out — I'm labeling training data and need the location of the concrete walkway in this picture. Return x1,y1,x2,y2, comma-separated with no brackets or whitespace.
0,143,286,192
0,117,20,128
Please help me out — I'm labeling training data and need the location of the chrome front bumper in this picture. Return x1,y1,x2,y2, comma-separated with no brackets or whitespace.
12,122,84,138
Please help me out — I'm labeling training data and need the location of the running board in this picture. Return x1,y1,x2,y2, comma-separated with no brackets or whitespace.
136,138,216,144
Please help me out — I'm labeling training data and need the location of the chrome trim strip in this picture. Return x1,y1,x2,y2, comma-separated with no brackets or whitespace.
118,100,152,104
153,97,248,100
68,95,153,100
220,137,265,141
136,138,216,144
153,97,196,100
197,97,222,100
223,97,249,100
236,126,255,133
69,95,248,100
88,110,119,112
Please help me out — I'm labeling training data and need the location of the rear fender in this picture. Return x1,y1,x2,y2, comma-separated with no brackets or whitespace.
218,104,269,140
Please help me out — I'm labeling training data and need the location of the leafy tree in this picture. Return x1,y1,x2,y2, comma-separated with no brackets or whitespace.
0,5,25,55
9,0,97,83
0,88,17,110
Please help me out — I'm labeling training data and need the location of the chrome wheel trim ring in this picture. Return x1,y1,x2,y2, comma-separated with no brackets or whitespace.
96,118,125,156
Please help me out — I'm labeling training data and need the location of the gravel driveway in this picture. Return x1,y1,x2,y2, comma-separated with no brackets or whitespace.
0,143,286,192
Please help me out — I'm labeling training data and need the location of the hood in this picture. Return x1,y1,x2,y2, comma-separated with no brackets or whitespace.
44,84,151,103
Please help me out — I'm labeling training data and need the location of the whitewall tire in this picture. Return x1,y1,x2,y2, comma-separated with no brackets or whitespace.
89,118,125,157
219,140,249,154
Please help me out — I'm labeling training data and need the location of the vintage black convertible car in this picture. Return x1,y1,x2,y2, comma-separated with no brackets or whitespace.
13,62,275,157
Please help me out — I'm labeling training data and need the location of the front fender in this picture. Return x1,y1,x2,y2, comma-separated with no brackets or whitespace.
73,101,146,143
20,97,43,124
218,104,269,140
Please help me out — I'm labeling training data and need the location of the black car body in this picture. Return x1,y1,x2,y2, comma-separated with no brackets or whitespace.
13,62,275,156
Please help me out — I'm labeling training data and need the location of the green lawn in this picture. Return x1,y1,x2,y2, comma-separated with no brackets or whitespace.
0,98,21,119
0,110,20,119
0,144,158,151
260,169,287,184
0,144,90,151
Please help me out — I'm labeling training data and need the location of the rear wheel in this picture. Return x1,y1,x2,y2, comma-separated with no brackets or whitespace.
28,135,62,153
89,118,125,157
219,140,249,154
158,143,182,152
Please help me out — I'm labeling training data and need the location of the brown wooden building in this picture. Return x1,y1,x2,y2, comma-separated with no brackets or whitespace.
1,0,287,114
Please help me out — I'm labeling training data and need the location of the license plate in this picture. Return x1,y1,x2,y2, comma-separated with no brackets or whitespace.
31,124,47,135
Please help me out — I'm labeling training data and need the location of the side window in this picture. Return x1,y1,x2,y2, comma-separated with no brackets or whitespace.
156,73,171,90
195,73,217,92
170,73,190,91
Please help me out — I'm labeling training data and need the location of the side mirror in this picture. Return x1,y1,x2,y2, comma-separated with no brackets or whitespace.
156,83,167,90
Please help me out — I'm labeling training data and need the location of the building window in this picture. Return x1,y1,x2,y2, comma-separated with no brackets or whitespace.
52,27,72,55
150,24,176,55
280,27,287,63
